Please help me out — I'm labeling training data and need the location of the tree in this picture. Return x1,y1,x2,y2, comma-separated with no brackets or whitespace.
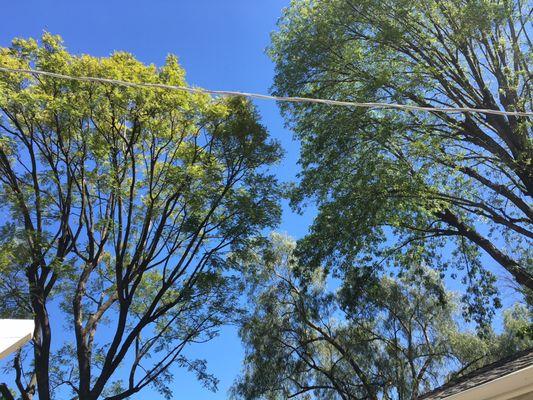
0,34,281,400
269,0,533,296
232,233,532,400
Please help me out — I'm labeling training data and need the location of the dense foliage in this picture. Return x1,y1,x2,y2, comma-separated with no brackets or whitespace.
269,0,532,315
0,34,281,400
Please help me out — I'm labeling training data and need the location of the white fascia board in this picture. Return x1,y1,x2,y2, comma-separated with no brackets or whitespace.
0,319,34,360
441,364,533,400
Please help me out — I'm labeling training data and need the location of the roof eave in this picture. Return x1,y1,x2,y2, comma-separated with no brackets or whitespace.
438,364,533,400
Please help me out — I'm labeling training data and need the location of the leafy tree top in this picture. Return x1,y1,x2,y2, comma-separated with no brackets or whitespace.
0,33,282,400
269,0,532,318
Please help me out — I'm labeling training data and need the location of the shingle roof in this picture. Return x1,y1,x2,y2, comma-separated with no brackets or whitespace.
419,348,533,400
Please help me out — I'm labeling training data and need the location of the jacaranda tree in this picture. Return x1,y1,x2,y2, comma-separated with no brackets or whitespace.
0,33,281,400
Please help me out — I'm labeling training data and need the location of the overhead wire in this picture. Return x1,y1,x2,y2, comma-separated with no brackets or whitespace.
0,66,531,117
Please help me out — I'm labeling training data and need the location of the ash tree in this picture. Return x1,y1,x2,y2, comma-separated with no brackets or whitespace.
269,0,533,307
0,34,281,400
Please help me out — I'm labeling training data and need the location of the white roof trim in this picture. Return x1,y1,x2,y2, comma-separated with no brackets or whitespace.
0,319,34,360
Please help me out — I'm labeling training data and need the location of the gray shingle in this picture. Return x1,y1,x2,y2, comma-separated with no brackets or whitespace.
419,348,533,399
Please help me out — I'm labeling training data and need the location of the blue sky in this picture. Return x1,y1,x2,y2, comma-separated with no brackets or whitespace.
0,0,312,398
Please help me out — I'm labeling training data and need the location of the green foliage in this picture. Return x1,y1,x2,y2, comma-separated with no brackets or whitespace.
269,0,533,322
0,34,281,400
232,233,532,400
0,223,32,319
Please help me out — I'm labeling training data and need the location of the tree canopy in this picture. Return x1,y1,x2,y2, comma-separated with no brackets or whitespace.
232,233,532,400
0,1,532,396
269,0,532,305
0,33,281,400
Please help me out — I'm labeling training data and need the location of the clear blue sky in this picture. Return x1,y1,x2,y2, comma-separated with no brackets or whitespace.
0,1,314,398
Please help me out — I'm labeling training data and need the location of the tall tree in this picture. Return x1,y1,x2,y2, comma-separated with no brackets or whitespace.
232,233,532,400
0,34,281,400
269,0,533,295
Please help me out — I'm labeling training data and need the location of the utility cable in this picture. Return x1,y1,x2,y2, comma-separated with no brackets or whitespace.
0,66,531,117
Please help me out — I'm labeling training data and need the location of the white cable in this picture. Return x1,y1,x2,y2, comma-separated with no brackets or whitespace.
0,66,531,117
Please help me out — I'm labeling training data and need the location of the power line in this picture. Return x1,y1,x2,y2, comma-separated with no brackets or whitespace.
0,66,531,117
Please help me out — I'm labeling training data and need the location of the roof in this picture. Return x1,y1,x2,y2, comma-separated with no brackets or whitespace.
0,319,34,360
419,348,533,400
